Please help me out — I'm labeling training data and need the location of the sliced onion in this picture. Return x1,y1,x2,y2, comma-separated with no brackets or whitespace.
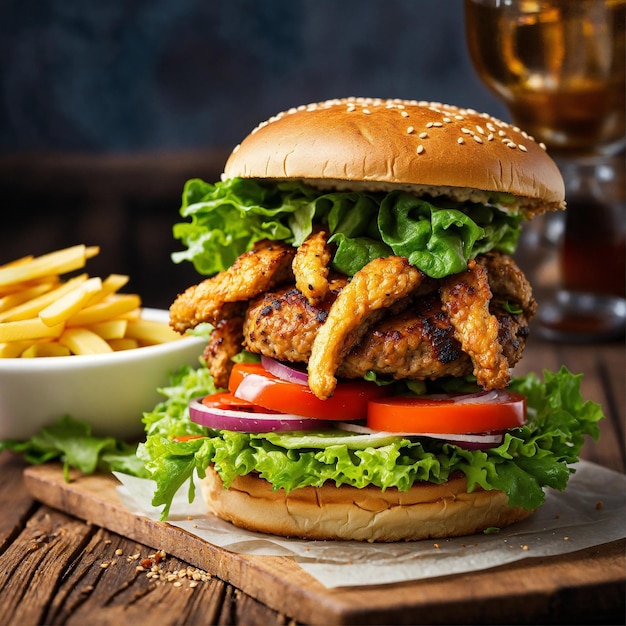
261,355,308,385
412,390,499,404
335,421,504,449
189,397,328,433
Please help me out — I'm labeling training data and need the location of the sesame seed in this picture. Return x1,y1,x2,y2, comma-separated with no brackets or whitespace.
498,130,507,137
461,127,472,135
432,122,443,127
458,137,465,144
476,125,485,135
418,131,428,139
473,135,483,144
426,122,434,128
487,133,494,141
416,145,425,154
442,117,452,123
401,111,410,117
518,144,528,152
362,108,371,114
539,142,547,150
506,142,517,149
407,126,415,134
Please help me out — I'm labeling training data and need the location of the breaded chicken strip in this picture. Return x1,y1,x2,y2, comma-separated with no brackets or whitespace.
440,259,510,390
308,256,423,400
170,240,295,333
477,251,537,318
203,317,245,389
292,230,331,305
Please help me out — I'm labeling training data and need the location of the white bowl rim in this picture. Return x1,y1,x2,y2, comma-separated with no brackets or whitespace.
0,308,205,371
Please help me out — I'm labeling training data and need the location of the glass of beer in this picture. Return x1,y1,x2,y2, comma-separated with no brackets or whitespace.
464,0,626,341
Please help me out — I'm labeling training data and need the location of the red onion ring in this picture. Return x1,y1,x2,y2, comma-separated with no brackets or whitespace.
261,356,308,385
189,397,326,433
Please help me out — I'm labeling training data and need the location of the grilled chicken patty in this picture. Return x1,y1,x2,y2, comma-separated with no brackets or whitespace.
242,251,535,385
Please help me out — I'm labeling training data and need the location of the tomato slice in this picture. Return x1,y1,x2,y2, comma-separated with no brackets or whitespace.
202,391,279,413
367,390,526,434
228,362,389,421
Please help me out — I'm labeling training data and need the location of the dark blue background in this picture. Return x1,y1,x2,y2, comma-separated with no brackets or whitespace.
0,0,505,154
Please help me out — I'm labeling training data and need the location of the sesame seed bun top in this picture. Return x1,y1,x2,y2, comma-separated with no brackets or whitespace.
223,97,566,216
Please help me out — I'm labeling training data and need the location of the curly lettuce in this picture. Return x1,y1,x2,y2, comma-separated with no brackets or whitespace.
138,366,603,520
171,178,523,279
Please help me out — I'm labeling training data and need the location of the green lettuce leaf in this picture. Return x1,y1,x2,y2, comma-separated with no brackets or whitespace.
138,365,603,520
171,178,523,279
0,415,147,480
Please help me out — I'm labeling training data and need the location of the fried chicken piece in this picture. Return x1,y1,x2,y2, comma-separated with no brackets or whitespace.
440,259,510,390
477,251,537,318
170,240,295,333
307,256,424,400
243,253,533,386
243,280,346,363
203,317,245,389
338,292,472,380
292,230,332,305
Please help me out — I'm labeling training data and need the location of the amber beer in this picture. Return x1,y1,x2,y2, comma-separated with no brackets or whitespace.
465,0,626,158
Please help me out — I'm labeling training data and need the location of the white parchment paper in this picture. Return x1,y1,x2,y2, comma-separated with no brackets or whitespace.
114,460,626,588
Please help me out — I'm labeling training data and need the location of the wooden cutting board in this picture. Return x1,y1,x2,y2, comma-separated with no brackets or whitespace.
23,464,625,625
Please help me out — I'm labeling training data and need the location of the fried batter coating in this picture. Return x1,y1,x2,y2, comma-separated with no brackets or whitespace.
203,317,245,389
307,256,424,400
477,251,537,318
440,259,510,389
169,240,295,333
292,230,332,305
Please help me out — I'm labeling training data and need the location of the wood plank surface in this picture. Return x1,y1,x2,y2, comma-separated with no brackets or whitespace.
0,450,295,626
22,462,626,626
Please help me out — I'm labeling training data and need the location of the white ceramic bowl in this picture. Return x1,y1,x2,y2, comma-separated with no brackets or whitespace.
0,308,206,441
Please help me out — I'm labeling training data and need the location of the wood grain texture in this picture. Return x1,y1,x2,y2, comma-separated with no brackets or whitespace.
21,462,626,626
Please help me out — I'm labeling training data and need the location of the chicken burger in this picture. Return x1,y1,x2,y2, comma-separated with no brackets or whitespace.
139,98,602,542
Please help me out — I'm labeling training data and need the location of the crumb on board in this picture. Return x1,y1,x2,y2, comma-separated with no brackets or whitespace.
97,548,211,587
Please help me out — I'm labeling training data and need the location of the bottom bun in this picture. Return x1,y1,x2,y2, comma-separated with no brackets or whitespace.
199,466,534,542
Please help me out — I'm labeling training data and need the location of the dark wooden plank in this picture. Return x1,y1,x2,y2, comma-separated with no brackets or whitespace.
0,451,38,551
0,506,95,626
22,464,626,625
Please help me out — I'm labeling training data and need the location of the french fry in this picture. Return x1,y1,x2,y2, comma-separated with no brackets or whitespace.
86,319,128,340
0,318,64,343
84,273,130,307
0,255,34,271
66,294,142,327
0,244,99,288
59,327,113,355
0,340,36,358
107,337,140,351
125,318,181,344
0,279,59,312
0,274,89,322
20,342,72,358
0,246,183,357
38,276,103,327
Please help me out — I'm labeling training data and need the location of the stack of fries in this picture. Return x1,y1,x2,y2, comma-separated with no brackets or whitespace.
0,245,181,357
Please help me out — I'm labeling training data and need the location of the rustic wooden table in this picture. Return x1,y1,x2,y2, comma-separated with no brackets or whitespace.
1,333,624,626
